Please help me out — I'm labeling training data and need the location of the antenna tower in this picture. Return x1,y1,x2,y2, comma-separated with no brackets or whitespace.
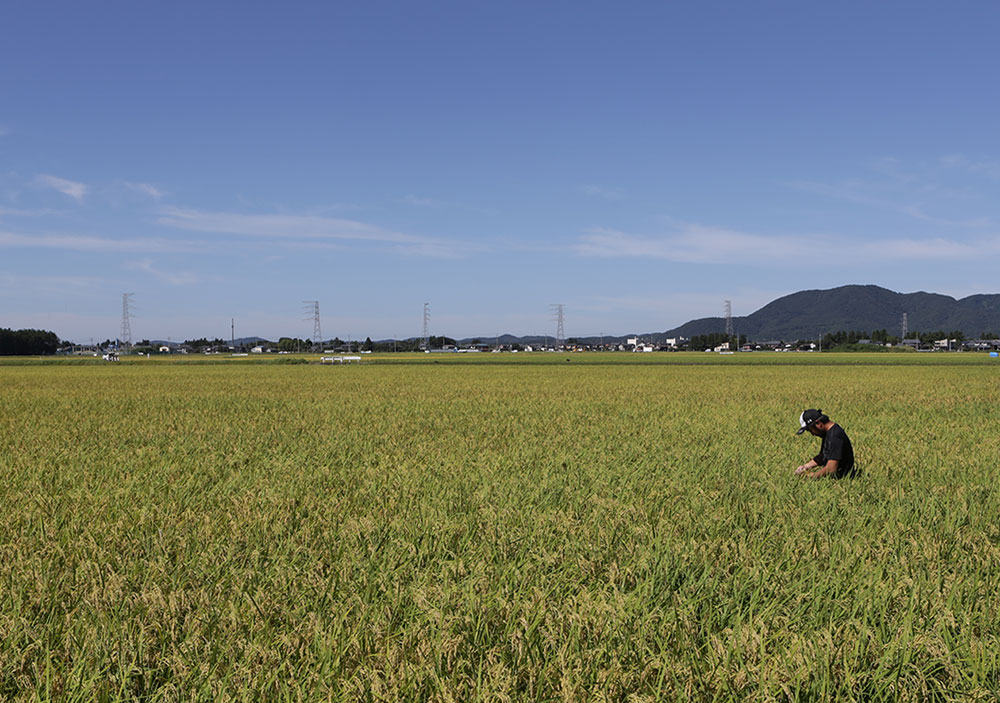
550,304,566,348
422,303,430,350
120,293,134,352
901,312,908,340
724,300,734,338
303,300,322,348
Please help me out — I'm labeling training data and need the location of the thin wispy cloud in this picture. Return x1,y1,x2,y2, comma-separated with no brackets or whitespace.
576,225,809,265
126,258,197,286
401,195,448,208
157,206,476,257
0,229,203,253
0,271,105,296
582,185,625,200
575,224,1000,266
122,181,164,199
789,155,994,226
34,174,88,202
940,154,1000,180
160,207,416,243
0,206,62,218
899,206,990,228
399,194,495,215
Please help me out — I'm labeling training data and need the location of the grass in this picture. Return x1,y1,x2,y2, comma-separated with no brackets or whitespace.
1,357,999,700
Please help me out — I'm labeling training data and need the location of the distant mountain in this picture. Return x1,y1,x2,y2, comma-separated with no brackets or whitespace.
661,285,1000,341
166,286,1000,348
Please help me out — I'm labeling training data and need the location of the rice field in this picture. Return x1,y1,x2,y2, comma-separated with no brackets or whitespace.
2,354,999,701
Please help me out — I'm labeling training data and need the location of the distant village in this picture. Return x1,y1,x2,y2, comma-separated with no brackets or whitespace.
54,332,1000,358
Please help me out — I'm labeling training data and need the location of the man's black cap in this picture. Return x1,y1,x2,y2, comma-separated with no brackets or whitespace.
796,408,823,434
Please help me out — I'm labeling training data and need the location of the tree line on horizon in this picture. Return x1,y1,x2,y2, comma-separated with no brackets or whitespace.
0,328,62,355
6,325,1000,357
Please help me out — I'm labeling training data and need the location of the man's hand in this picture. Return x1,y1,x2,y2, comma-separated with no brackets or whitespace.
794,465,809,476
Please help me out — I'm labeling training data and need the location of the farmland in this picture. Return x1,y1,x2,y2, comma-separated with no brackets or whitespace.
2,354,999,701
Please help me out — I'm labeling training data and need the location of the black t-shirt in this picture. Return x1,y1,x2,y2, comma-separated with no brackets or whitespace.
813,424,855,478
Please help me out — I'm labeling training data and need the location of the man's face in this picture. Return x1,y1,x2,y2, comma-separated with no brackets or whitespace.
807,423,826,437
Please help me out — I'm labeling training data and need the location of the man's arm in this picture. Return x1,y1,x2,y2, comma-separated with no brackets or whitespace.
794,459,818,475
807,460,838,479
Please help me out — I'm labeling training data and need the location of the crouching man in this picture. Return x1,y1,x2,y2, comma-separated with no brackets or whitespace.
794,408,856,479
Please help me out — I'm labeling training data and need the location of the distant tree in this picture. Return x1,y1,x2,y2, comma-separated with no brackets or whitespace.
278,337,308,352
982,331,997,340
362,337,373,352
689,332,733,351
0,328,61,355
427,335,456,349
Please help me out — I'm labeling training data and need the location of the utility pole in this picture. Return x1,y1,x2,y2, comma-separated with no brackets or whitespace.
422,303,430,351
303,300,321,350
550,304,566,349
121,293,134,353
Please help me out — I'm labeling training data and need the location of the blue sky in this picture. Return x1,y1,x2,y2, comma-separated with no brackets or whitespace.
3,2,1000,342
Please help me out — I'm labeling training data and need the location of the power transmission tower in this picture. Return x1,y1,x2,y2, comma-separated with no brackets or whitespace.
901,312,908,340
120,293,134,352
422,303,430,350
724,300,734,337
303,300,322,349
550,304,565,348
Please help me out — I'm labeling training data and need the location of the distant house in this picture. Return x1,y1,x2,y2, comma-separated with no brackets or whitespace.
899,339,921,349
966,339,1000,351
934,339,959,351
754,340,783,351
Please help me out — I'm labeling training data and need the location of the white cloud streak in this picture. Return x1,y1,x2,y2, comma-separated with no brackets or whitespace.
157,207,477,257
940,154,1000,179
159,207,417,243
126,258,197,286
0,230,203,253
575,224,1000,266
0,270,105,296
122,181,164,199
34,174,88,202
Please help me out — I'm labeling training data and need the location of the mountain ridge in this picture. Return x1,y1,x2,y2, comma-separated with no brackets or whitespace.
657,284,1000,341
